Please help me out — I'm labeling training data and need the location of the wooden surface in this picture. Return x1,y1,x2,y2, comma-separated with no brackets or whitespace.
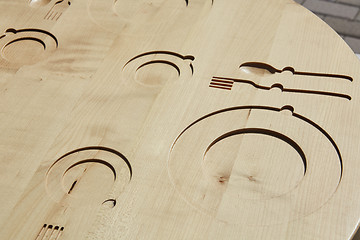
0,0,360,239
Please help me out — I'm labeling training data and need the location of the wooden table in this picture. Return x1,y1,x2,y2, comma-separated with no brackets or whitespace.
0,0,360,239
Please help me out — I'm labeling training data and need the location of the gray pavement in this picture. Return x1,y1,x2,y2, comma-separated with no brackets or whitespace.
297,0,360,54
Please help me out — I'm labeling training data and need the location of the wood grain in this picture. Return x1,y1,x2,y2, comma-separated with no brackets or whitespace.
0,0,359,239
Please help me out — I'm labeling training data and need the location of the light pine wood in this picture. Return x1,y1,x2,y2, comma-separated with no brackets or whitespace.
0,0,360,239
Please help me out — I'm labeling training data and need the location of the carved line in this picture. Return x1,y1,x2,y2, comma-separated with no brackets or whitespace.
137,60,181,76
209,85,232,91
190,63,194,75
239,62,353,82
35,224,64,240
293,111,343,181
2,28,59,47
45,146,132,206
209,78,234,90
124,51,195,68
102,199,117,208
205,128,307,174
56,13,63,21
4,37,46,50
211,76,351,100
67,180,77,194
44,0,71,21
278,85,351,100
211,78,234,85
124,51,195,83
184,0,213,6
45,12,61,21
48,146,132,179
44,11,52,20
171,105,343,181
63,158,117,181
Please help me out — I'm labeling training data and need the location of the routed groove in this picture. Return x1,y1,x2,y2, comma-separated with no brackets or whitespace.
124,51,195,77
239,62,353,82
137,60,181,76
35,224,47,240
2,28,59,47
102,199,117,208
283,87,351,100
35,224,64,240
210,82,233,87
210,83,232,88
206,128,307,174
209,85,232,90
209,78,234,90
293,112,343,180
211,76,351,100
4,37,46,50
190,63,194,75
44,0,71,21
54,227,64,240
67,180,77,194
63,158,118,181
211,78,234,84
48,146,132,179
171,105,343,181
124,51,195,68
45,146,132,209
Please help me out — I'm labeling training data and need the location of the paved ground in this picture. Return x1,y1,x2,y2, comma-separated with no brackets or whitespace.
296,0,360,54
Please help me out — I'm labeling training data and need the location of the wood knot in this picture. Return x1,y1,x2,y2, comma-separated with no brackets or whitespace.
248,176,256,182
218,176,229,184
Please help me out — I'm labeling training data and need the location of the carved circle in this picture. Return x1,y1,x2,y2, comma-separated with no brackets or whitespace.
46,147,132,207
203,129,306,200
0,28,58,67
135,61,180,87
123,51,194,87
102,199,117,208
1,38,45,64
168,106,342,225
